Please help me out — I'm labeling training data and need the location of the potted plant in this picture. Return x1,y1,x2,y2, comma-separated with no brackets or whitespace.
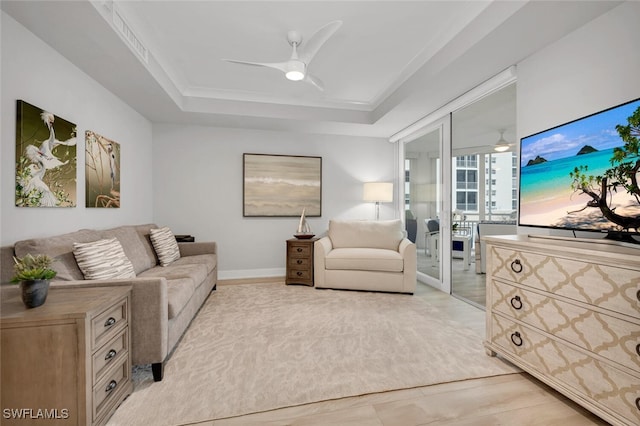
11,254,57,308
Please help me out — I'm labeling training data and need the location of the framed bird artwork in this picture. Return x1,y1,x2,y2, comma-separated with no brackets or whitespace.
15,100,77,207
85,130,121,208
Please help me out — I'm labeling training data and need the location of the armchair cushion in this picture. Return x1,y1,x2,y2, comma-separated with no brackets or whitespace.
328,219,404,250
326,248,403,272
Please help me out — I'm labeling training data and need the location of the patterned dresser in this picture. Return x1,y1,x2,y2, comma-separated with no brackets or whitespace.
484,235,640,426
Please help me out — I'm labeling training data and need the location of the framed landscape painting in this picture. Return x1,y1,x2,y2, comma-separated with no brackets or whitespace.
243,153,322,217
85,130,120,208
15,100,77,207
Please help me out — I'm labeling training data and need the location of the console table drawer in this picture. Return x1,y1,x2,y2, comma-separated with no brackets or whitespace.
93,328,129,383
489,246,639,318
491,314,640,425
491,280,640,372
92,297,128,348
93,358,129,422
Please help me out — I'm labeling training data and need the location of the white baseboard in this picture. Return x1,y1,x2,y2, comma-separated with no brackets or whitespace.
219,268,286,280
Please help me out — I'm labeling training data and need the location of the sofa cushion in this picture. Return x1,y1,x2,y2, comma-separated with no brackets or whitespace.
171,254,217,277
14,229,102,281
150,227,181,266
329,219,404,250
165,278,195,319
139,263,209,288
100,224,158,274
325,248,404,272
73,238,136,280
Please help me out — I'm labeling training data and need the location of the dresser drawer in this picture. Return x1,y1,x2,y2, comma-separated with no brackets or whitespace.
491,280,640,372
93,357,130,422
489,246,639,318
491,314,640,425
92,297,128,348
289,244,311,258
93,328,129,383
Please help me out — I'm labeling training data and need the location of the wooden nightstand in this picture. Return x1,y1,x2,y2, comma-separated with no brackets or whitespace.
286,238,318,286
1,285,133,426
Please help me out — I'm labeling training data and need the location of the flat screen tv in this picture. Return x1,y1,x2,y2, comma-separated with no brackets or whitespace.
518,97,640,243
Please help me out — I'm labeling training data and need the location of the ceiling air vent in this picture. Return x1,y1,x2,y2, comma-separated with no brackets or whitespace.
112,8,149,64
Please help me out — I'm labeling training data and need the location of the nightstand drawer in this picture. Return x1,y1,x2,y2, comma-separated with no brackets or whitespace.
289,244,311,258
92,296,128,348
288,268,311,281
93,328,129,383
288,257,311,268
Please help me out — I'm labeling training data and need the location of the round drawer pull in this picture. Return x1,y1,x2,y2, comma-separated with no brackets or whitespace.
296,272,303,276
510,331,523,347
105,349,117,361
510,296,523,310
296,248,303,253
510,259,523,273
297,260,303,265
105,380,118,393
636,343,640,357
636,397,640,411
104,317,116,328
637,289,640,302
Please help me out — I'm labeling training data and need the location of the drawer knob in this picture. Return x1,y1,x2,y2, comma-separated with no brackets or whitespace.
636,397,640,411
510,259,523,273
104,317,116,328
510,331,523,347
296,272,303,276
636,343,640,357
105,380,118,393
105,349,117,361
637,289,640,302
510,296,523,310
297,260,303,265
296,248,303,252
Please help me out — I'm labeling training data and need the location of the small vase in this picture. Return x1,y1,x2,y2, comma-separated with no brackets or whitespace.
19,279,50,308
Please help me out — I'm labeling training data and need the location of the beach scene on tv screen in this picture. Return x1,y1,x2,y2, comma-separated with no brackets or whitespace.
519,98,640,232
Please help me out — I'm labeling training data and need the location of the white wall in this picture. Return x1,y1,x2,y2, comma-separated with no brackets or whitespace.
516,0,640,237
1,12,154,245
152,124,395,278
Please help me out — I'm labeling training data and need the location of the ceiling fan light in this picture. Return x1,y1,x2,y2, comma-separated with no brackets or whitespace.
494,144,510,152
285,61,305,81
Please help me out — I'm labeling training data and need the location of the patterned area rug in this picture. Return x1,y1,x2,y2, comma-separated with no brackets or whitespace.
107,283,517,425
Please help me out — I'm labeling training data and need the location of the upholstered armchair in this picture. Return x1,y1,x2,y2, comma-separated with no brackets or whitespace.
314,219,416,294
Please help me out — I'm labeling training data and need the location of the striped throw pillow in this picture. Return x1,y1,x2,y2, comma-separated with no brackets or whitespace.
73,238,136,280
150,227,181,267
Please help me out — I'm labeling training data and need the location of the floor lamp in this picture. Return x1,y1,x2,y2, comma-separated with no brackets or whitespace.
363,182,393,220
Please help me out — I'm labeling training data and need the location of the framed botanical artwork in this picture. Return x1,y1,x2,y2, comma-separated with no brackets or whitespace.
15,100,77,207
243,153,322,217
85,130,120,208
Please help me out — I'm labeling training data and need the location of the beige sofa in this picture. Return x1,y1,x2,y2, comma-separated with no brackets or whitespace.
314,219,416,294
0,224,217,381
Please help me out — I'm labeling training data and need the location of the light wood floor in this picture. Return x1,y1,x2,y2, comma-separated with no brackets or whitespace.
206,281,608,426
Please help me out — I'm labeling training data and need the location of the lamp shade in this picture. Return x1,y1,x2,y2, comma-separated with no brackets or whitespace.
363,182,393,203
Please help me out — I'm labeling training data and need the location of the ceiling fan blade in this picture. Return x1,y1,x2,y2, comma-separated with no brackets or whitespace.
299,20,342,65
304,74,324,91
222,59,288,73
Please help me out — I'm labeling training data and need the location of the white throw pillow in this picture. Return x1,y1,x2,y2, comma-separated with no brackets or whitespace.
150,227,181,266
73,238,136,280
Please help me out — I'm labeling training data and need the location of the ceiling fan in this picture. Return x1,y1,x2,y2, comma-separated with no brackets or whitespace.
222,20,342,91
493,129,513,152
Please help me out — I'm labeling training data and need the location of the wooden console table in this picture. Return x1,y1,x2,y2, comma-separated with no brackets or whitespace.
1,285,133,426
286,238,318,286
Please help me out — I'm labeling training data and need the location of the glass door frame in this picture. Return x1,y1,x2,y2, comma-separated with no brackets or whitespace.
398,115,452,293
